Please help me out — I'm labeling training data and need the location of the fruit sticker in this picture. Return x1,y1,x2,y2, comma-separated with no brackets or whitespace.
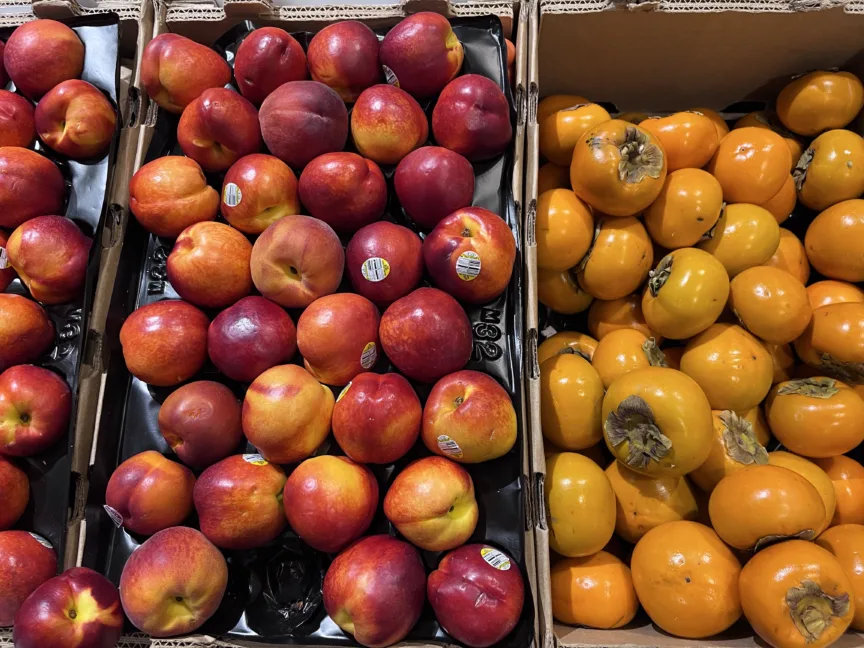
456,251,481,281
103,505,124,528
360,342,378,369
382,64,400,88
223,182,242,207
437,434,463,459
0,247,7,270
28,533,52,550
242,453,268,466
337,382,352,403
361,257,390,282
481,547,512,570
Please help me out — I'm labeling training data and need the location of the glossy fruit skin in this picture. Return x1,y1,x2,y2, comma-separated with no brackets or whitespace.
644,168,723,249
536,189,594,271
588,293,659,341
796,129,864,211
550,551,639,628
758,174,797,224
765,378,864,458
545,452,615,557
641,111,720,170
764,343,794,384
537,331,597,364
815,524,864,631
591,328,661,389
815,456,864,527
805,199,864,282
630,521,742,638
602,367,713,477
570,119,667,217
794,302,864,381
728,266,811,344
777,71,864,136
807,280,864,310
697,203,780,277
537,94,589,123
576,217,652,301
764,227,810,285
539,102,611,166
537,268,593,315
739,540,855,648
605,460,699,543
709,464,826,551
540,353,603,451
642,248,730,340
769,451,837,536
708,127,791,204
734,111,804,171
694,107,730,140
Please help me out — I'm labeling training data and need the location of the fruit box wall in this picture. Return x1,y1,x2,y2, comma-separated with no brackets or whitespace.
524,3,864,648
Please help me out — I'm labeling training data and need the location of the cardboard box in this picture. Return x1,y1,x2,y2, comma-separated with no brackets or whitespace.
525,3,864,647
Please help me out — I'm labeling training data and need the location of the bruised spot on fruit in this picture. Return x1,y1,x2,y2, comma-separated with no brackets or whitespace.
604,394,672,469
786,579,850,642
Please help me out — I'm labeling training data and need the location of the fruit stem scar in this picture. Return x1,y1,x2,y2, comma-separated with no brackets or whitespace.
604,395,672,468
454,396,464,406
19,413,30,424
68,609,77,619
461,227,472,237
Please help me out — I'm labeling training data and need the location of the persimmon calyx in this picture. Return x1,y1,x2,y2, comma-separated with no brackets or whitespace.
777,377,839,398
577,220,602,272
819,352,864,385
613,126,664,184
753,529,816,553
648,254,672,297
641,338,668,367
559,346,591,362
605,395,672,468
699,203,724,241
793,147,814,191
786,579,851,642
718,410,768,465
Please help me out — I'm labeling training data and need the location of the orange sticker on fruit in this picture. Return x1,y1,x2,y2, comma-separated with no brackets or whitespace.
223,182,242,207
242,453,268,466
481,547,511,570
361,257,390,282
28,533,52,550
337,382,352,403
437,434,463,459
360,342,378,369
455,251,481,281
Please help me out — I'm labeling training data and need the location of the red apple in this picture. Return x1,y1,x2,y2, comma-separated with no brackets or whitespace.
119,527,227,637
167,221,252,309
140,33,232,114
178,88,262,172
345,222,424,306
0,229,19,292
242,364,334,464
323,535,426,648
0,41,7,87
296,293,380,386
35,80,116,159
379,13,464,99
427,544,525,647
0,90,36,148
7,215,92,304
207,296,297,383
351,85,428,165
12,567,123,648
128,156,219,238
432,74,512,162
259,81,349,169
234,27,307,105
0,531,57,625
250,215,344,308
423,206,516,304
331,372,421,464
0,365,71,457
394,146,475,230
0,455,28,530
3,20,84,99
194,454,287,550
0,147,66,230
119,300,208,387
307,21,382,103
379,287,472,383
221,154,300,235
298,152,387,233
0,294,54,371
283,455,378,553
422,370,517,464
157,381,243,469
105,450,195,535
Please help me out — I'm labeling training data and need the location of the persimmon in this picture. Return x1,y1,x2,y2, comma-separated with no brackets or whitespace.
591,329,666,389
739,540,854,648
794,302,864,383
805,199,864,282
795,129,864,211
617,112,650,124
693,107,730,140
815,524,864,631
545,452,616,557
707,127,791,204
769,451,837,535
538,94,590,123
777,70,864,136
641,248,730,340
765,342,796,384
536,188,594,271
734,111,803,170
537,162,571,195
728,266,812,344
643,168,723,249
602,367,713,477
587,292,659,341
814,456,864,527
630,521,742,638
763,227,810,284
680,323,774,411
538,331,598,364
540,353,604,450
550,551,639,628
807,280,864,310
570,119,667,217
766,377,864,458
539,102,612,166
537,267,593,315
697,203,781,277
576,217,653,301
757,174,797,224
709,464,826,551
688,410,769,493
641,111,720,170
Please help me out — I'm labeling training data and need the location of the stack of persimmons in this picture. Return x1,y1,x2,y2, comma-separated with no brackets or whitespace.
537,70,864,648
